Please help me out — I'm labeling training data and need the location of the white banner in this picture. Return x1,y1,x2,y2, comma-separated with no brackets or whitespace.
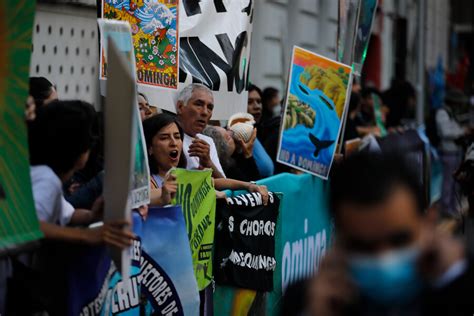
142,0,254,120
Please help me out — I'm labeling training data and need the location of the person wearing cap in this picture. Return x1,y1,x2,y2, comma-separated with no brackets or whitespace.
176,83,226,178
436,89,470,217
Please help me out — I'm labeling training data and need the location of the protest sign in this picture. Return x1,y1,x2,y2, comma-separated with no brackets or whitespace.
337,0,361,65
68,213,143,316
99,19,135,78
352,0,378,75
141,206,200,315
172,168,216,290
214,192,280,291
178,0,253,119
103,37,136,278
277,47,352,179
101,0,179,90
70,210,198,316
214,173,334,315
0,0,43,250
99,19,150,210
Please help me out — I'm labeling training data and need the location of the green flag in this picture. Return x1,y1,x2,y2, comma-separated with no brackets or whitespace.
172,168,216,290
0,0,43,250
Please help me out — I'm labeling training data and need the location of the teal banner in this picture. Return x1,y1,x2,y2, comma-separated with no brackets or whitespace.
214,173,334,315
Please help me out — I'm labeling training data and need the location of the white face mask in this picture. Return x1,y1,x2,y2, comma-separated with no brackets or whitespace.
272,105,282,117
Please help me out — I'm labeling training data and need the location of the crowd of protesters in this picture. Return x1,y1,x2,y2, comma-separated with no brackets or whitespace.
343,79,473,219
0,69,473,316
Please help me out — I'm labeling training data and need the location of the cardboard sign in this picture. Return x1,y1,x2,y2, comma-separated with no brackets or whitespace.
98,19,151,210
103,29,136,278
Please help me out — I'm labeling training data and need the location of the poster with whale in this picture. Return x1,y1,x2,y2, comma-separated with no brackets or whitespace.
277,46,353,179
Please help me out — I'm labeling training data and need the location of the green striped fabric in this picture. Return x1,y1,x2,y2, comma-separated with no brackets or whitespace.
0,0,43,250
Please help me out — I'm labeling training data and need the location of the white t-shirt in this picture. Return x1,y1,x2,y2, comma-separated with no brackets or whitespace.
30,165,75,226
183,133,226,177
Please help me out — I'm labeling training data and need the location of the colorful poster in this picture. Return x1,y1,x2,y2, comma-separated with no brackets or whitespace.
0,0,43,250
277,47,353,179
172,168,216,290
98,19,150,210
176,0,254,119
214,173,334,315
101,0,179,90
352,0,378,75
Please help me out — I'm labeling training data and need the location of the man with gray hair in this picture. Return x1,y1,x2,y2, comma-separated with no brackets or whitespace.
177,83,225,178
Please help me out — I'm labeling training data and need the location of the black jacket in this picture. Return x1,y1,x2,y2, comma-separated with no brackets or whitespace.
224,153,261,182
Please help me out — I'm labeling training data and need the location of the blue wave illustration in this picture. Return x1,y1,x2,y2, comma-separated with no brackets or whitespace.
106,0,177,45
281,64,341,171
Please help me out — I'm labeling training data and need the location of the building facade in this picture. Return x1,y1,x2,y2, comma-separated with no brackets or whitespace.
31,0,460,108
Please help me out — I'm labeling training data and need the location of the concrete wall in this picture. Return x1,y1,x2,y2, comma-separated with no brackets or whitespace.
249,0,338,92
31,0,340,102
31,2,99,105
378,0,450,89
425,0,450,70
30,0,451,104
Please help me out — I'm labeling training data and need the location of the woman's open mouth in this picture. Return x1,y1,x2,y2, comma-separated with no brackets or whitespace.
169,150,179,161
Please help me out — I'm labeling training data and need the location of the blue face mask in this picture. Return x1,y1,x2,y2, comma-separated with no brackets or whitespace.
349,247,423,306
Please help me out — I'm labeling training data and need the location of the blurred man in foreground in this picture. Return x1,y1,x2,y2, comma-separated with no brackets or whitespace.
308,153,474,316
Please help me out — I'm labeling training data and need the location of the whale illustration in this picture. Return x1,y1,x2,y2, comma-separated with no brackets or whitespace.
280,65,341,169
309,133,335,158
297,84,336,111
